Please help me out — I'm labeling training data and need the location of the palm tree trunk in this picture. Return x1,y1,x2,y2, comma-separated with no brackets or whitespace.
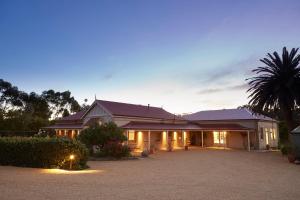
281,108,294,143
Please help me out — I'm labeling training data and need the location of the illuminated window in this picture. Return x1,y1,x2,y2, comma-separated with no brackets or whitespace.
128,130,135,141
269,128,276,140
213,131,226,144
265,128,269,144
213,131,220,143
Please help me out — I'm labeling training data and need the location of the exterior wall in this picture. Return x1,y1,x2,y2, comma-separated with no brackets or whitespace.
195,119,279,150
226,132,245,149
257,121,278,149
125,130,189,152
83,104,112,125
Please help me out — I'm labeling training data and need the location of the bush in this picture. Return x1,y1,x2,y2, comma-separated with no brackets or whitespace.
0,137,89,169
95,141,131,158
78,122,131,158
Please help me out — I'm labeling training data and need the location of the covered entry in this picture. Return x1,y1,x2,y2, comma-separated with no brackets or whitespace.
190,124,253,151
121,122,202,152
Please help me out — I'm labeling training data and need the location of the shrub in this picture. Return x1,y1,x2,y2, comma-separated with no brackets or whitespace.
0,137,89,169
95,140,131,158
280,143,292,155
78,122,130,158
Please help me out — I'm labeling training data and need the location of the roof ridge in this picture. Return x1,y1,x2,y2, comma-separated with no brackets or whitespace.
97,99,163,109
189,108,243,114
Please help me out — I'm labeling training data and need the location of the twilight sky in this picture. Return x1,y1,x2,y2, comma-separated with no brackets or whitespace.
1,0,300,114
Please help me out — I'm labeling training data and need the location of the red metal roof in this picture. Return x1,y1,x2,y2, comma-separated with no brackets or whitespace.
184,108,274,121
97,100,183,120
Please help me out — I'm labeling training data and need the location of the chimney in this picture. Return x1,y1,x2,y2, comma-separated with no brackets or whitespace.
148,104,150,109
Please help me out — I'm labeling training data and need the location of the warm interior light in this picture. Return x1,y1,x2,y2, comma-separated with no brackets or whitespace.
162,131,167,149
70,154,75,160
128,130,135,141
173,132,178,148
213,131,226,144
137,131,143,148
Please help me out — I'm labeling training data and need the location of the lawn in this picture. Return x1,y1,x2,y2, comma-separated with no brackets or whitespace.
0,149,299,200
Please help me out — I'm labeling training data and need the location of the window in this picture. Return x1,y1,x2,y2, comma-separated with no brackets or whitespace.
213,131,226,144
213,131,220,144
260,128,264,140
270,128,276,140
128,130,135,141
265,128,269,145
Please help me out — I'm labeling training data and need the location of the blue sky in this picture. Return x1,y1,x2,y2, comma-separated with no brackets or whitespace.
1,0,300,113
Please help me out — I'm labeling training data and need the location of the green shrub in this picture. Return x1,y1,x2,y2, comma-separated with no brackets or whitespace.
78,122,126,147
280,143,293,155
0,137,89,169
95,141,131,158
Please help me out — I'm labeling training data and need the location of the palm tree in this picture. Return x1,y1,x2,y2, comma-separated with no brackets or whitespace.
247,47,300,138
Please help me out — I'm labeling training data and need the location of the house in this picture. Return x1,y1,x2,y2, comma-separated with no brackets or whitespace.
184,108,278,150
46,100,278,151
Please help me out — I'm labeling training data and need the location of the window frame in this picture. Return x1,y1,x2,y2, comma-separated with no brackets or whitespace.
128,130,135,141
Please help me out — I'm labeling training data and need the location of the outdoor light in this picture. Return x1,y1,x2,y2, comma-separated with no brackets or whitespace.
69,154,75,170
69,154,75,160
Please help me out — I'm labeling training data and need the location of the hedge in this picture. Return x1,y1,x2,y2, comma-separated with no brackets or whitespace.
0,137,89,169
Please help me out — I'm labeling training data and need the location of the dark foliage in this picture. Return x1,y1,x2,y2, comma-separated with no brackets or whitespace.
0,137,88,169
0,79,85,132
247,47,300,135
78,122,130,158
96,140,131,158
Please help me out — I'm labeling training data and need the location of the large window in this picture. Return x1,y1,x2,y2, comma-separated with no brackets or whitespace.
128,130,135,141
265,128,269,145
270,128,276,140
213,131,226,144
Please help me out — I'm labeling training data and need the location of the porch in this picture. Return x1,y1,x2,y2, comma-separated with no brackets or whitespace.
122,122,254,152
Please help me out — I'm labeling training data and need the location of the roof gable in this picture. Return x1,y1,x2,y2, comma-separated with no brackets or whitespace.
184,108,274,121
96,100,183,120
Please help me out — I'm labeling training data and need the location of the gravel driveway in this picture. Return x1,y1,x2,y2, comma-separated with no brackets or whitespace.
0,149,299,200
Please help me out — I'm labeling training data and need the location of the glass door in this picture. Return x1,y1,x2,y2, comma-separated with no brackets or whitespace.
213,131,227,145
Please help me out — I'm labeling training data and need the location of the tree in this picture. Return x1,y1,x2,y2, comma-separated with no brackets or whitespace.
247,47,300,139
0,79,83,132
41,90,81,118
78,122,127,152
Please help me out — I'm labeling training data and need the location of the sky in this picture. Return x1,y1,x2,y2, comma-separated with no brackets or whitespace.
1,0,300,114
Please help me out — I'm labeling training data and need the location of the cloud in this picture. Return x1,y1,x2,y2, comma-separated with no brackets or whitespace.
198,83,249,94
203,56,259,82
102,73,113,80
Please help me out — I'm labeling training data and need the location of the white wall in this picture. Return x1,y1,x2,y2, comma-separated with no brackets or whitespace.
257,121,278,149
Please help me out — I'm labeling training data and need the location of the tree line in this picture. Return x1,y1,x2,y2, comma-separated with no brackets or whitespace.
0,79,87,132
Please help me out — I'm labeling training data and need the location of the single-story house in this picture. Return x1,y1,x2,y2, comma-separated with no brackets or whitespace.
184,109,278,150
46,100,278,151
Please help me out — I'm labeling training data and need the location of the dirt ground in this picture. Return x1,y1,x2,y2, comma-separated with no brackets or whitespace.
0,149,299,200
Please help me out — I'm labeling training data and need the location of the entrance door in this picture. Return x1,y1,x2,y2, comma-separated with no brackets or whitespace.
213,131,227,146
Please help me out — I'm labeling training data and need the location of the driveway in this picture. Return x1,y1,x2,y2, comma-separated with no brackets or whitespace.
0,149,299,200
